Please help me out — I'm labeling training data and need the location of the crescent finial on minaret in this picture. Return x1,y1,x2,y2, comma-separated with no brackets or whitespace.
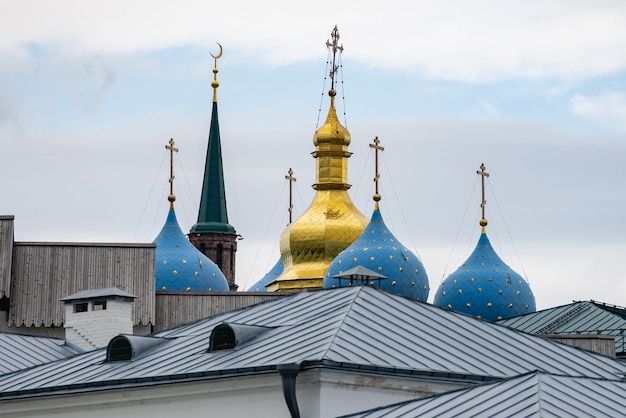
210,43,223,103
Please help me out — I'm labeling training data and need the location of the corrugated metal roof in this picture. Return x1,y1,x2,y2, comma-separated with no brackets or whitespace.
0,216,14,297
0,286,625,399
341,371,626,417
9,242,156,327
499,301,626,356
0,333,83,375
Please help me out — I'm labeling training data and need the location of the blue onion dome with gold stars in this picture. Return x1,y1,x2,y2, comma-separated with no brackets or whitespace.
433,232,535,321
433,163,536,321
152,138,229,292
247,258,283,292
323,208,429,301
153,208,229,292
323,136,429,301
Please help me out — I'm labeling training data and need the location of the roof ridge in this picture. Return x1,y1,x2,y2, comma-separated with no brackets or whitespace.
536,302,589,334
320,287,365,359
531,371,546,416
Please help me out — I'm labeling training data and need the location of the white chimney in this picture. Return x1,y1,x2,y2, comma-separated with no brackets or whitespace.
62,288,136,351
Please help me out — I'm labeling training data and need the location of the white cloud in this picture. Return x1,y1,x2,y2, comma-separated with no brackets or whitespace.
570,91,626,131
1,1,626,82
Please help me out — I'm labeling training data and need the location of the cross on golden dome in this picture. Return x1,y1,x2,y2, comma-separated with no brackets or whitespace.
326,25,343,91
285,168,297,224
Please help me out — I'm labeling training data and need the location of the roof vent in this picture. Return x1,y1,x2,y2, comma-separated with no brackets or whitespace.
209,323,270,351
106,335,167,362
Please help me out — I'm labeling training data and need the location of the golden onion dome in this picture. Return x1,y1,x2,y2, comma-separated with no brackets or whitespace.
266,26,367,292
267,188,368,291
313,89,350,148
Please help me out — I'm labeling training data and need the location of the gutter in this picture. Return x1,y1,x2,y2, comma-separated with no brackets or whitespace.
278,363,301,418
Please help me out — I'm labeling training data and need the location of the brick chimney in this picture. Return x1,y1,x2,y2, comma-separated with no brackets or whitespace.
62,288,136,351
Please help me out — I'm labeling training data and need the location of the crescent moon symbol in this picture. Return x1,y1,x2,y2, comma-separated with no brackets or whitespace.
210,43,223,59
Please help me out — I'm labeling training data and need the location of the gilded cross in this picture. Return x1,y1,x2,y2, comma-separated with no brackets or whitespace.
326,25,343,89
285,168,297,224
165,138,179,208
477,163,490,229
369,137,385,208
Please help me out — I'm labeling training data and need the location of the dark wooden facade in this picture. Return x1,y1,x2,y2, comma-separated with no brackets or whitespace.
7,241,156,328
154,291,284,332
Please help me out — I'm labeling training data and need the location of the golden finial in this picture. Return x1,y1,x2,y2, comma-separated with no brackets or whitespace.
369,136,384,209
285,168,297,224
326,25,343,97
165,138,179,209
477,163,490,232
210,43,223,103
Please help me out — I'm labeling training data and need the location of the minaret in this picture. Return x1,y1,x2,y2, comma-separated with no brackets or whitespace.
267,26,368,292
189,44,238,291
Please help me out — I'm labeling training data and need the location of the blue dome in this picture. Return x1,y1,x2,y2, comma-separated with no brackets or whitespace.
433,232,536,321
153,208,229,292
323,209,429,301
247,258,284,292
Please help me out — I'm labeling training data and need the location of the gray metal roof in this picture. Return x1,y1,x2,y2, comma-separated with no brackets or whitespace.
0,286,625,399
499,300,626,356
333,265,388,279
0,333,83,375
341,371,626,417
61,288,137,302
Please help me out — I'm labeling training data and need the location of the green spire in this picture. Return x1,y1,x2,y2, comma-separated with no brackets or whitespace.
190,50,236,235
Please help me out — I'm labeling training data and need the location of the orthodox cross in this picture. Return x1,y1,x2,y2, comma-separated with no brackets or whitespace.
477,163,490,229
165,138,179,208
285,168,297,224
369,136,384,208
326,25,343,90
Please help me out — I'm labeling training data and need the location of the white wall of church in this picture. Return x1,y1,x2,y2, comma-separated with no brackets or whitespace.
0,368,474,417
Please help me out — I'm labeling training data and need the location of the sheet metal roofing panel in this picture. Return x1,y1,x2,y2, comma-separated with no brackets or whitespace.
0,216,14,297
0,333,82,375
1,287,626,398
341,372,626,417
9,242,156,327
500,301,626,355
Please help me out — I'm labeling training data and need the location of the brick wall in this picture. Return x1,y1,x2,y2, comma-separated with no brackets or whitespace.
64,299,133,350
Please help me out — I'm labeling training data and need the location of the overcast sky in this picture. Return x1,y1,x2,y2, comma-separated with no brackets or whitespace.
2,1,626,309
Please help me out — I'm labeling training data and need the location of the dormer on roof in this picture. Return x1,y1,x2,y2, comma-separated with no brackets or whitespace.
106,334,168,362
208,323,271,351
